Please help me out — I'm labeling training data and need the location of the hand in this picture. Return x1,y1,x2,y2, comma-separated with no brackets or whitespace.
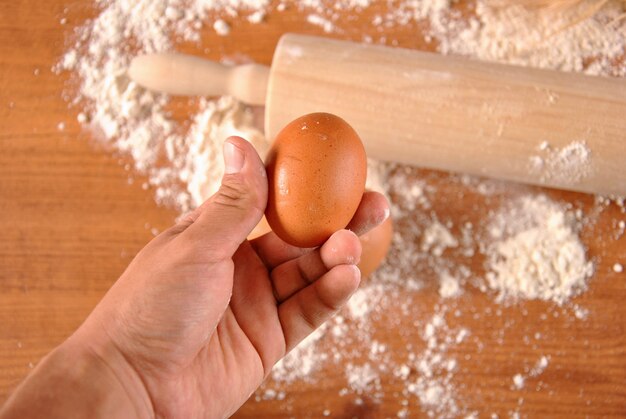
0,136,389,419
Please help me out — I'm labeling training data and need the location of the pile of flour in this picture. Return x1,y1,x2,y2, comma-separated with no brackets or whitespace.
484,195,594,305
57,0,272,213
529,140,593,185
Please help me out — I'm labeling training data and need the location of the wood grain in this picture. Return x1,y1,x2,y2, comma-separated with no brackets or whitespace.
1,1,624,418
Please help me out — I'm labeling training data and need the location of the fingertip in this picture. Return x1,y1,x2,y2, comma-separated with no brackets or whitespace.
382,203,391,222
225,135,246,145
224,136,247,153
224,136,264,167
181,136,268,255
223,140,246,174
369,192,391,226
330,229,360,245
221,135,268,211
347,191,391,236
322,229,362,267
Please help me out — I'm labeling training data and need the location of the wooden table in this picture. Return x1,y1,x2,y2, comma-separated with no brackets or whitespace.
1,1,624,417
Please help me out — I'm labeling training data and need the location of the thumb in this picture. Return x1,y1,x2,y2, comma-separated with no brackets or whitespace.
184,136,268,258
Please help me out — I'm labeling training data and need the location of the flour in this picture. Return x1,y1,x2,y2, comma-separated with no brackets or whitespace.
271,324,329,383
432,1,626,76
60,22,265,213
247,10,266,24
345,362,380,393
179,97,267,209
306,14,335,33
404,307,469,418
512,374,526,390
213,19,231,36
484,195,594,305
529,140,593,186
362,1,626,75
512,355,550,390
346,284,384,319
421,221,459,257
57,0,271,213
439,270,463,299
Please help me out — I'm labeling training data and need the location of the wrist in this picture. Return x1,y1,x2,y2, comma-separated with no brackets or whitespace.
65,333,156,419
1,335,154,419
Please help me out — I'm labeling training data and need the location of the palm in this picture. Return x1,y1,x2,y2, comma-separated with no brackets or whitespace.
190,226,366,416
183,240,286,418
109,225,364,419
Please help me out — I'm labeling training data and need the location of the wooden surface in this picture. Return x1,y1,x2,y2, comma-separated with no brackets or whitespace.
0,1,625,418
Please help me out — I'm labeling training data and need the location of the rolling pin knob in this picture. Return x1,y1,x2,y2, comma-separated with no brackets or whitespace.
128,53,269,106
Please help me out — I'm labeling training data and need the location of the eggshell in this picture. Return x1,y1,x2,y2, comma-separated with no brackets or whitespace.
358,216,394,278
265,112,367,248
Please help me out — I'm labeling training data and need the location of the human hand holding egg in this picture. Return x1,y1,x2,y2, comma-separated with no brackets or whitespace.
0,114,390,419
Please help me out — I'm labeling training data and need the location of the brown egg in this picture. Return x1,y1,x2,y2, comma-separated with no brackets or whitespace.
265,112,367,248
358,216,394,278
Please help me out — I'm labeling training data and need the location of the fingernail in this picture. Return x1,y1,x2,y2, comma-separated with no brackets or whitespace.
224,140,245,174
382,206,390,221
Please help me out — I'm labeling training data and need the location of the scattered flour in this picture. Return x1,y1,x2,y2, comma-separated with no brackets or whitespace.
484,195,594,305
364,0,626,76
306,14,335,33
574,304,590,320
432,1,626,77
178,98,267,208
345,362,380,393
404,307,469,418
512,355,551,390
346,284,384,319
213,19,231,36
439,270,463,299
271,324,329,383
421,221,459,257
56,0,271,213
513,374,526,390
486,195,594,304
529,140,593,185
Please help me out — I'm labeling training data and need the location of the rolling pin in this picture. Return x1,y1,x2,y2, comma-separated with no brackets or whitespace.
129,33,626,196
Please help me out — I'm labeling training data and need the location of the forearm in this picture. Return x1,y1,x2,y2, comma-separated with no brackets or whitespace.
0,337,154,419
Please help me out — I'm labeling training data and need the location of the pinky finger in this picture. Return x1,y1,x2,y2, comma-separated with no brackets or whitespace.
277,264,361,353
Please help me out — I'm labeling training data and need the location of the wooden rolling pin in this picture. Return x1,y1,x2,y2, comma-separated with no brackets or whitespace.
129,34,626,196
